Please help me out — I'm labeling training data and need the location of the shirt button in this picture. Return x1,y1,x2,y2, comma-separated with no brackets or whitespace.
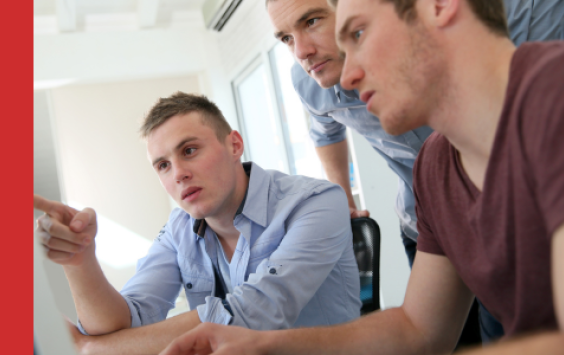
269,268,276,274
186,283,193,289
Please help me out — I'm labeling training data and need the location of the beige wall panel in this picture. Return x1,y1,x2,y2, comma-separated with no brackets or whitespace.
50,76,200,241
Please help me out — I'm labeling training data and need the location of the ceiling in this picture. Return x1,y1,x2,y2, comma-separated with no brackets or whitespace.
34,0,207,33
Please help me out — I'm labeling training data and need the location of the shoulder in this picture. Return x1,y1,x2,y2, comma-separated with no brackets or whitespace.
413,132,452,192
290,62,310,95
291,62,338,115
267,169,345,201
414,132,451,171
159,208,195,241
507,42,564,147
511,42,564,95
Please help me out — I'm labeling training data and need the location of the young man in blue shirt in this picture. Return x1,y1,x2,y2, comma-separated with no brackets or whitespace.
34,92,361,354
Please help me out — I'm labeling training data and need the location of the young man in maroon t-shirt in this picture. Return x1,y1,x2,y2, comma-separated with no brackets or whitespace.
157,1,564,355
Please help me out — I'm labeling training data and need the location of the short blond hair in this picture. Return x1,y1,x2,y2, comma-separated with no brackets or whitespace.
140,92,232,141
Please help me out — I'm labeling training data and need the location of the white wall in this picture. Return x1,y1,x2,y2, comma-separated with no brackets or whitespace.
349,131,411,308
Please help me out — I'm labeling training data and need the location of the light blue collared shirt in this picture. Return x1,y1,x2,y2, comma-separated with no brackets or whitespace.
117,162,361,330
292,0,564,242
504,0,564,46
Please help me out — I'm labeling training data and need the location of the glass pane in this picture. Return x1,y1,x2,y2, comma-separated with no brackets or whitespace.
269,43,325,179
236,63,288,173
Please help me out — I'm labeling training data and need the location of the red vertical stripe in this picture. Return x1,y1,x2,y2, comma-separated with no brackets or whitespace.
2,1,34,353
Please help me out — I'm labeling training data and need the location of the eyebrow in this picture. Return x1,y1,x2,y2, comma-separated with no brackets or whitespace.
151,137,199,167
274,8,330,40
337,15,358,44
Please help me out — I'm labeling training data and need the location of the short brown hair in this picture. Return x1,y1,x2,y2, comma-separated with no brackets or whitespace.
328,0,509,37
140,92,232,141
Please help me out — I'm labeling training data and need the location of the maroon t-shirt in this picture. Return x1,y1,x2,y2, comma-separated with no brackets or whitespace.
414,41,564,337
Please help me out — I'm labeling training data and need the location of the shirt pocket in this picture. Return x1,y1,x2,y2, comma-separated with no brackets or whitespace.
180,272,213,309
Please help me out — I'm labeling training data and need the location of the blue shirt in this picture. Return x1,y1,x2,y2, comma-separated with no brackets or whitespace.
291,0,564,242
504,0,564,46
292,63,433,242
118,162,361,330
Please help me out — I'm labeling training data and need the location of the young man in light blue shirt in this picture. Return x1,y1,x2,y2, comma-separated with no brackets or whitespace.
33,92,361,355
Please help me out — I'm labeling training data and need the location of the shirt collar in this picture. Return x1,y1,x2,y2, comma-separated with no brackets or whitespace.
333,83,359,103
237,162,269,227
192,162,256,238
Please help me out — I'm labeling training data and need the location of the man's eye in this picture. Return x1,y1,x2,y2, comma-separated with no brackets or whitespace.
281,35,292,44
307,18,319,26
184,147,197,155
158,162,169,171
354,29,364,40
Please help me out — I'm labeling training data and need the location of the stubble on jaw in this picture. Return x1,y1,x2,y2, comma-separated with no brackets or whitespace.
307,56,344,89
383,20,452,135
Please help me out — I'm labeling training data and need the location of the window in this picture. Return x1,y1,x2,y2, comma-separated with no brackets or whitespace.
233,57,289,173
268,43,325,179
233,44,325,179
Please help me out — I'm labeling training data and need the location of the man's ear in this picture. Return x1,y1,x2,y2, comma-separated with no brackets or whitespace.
418,0,460,29
227,130,245,160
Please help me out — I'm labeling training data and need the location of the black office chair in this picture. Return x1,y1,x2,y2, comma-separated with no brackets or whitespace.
351,217,381,314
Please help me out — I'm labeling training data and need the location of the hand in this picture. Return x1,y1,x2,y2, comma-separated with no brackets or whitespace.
34,195,97,266
349,207,369,219
160,323,267,355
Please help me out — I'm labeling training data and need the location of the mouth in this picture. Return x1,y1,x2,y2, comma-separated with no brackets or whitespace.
360,90,376,104
182,187,202,201
308,60,330,74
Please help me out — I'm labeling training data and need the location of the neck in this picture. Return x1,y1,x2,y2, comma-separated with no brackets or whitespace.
205,163,249,241
428,28,516,188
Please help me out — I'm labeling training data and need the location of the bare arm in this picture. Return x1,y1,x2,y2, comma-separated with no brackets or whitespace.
70,309,202,355
315,140,368,218
34,195,131,334
160,251,475,355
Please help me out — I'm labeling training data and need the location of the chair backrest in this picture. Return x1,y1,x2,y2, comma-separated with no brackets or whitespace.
351,217,381,313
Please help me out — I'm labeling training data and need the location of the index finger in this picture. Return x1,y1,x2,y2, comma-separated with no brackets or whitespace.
160,333,206,355
34,194,56,214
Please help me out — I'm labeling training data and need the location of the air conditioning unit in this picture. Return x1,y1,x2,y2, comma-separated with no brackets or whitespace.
202,0,244,32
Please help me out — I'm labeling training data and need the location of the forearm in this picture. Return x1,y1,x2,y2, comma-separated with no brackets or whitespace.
262,308,432,355
79,309,202,355
457,331,564,355
315,140,356,209
64,251,131,335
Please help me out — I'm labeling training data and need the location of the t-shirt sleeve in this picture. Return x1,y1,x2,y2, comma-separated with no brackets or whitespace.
522,44,564,236
412,139,446,256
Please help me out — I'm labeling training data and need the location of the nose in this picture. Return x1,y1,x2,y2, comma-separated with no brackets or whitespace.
293,33,316,61
340,55,364,91
173,162,191,183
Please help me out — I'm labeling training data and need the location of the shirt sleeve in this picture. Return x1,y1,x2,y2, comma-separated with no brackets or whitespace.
309,113,347,147
119,220,182,328
76,219,182,335
522,46,564,236
210,185,355,330
412,139,446,256
505,0,564,46
290,61,347,147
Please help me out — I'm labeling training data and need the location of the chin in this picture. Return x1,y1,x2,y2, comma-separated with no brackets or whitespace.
315,75,340,89
379,111,415,136
180,204,206,219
